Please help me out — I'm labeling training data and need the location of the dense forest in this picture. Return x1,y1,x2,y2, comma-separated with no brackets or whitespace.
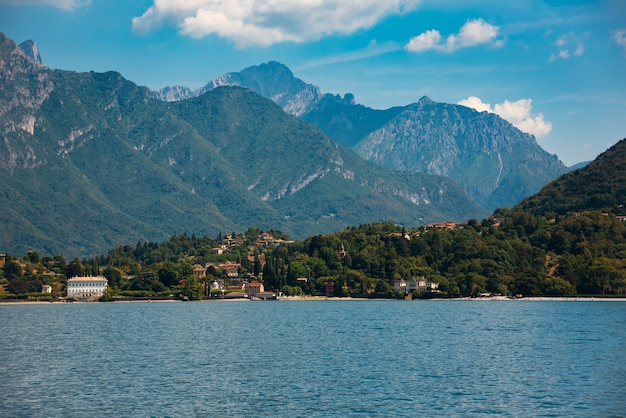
3,139,626,301
2,207,625,301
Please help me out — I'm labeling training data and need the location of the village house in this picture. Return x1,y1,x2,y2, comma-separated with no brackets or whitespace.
425,221,460,231
388,232,411,240
193,267,207,279
245,281,264,296
205,262,241,278
245,281,277,300
222,264,240,278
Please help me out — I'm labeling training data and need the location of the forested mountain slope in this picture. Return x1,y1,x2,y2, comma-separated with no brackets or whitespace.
0,33,485,257
518,138,626,216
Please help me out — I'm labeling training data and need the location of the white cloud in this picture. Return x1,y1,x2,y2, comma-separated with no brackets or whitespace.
448,18,499,50
132,0,421,47
549,49,569,62
456,96,491,112
574,42,584,56
405,29,441,52
614,29,626,52
0,0,90,10
549,32,584,61
299,40,402,69
457,96,552,138
405,18,500,53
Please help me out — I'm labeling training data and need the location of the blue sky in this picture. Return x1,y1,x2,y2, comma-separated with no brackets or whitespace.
0,0,624,166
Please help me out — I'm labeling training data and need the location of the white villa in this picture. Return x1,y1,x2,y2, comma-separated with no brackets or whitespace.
67,276,108,301
394,277,439,294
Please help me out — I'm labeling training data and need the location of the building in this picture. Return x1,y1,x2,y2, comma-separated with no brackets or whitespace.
67,276,108,301
394,277,439,294
41,284,52,294
193,267,207,279
245,281,264,296
324,281,335,297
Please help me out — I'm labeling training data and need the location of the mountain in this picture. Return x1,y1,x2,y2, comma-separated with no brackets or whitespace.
0,34,486,257
154,61,568,211
153,61,322,116
17,39,43,66
300,93,404,149
353,97,568,209
517,138,626,216
568,160,591,171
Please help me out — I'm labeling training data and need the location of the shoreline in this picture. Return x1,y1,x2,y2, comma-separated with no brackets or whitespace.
2,295,626,305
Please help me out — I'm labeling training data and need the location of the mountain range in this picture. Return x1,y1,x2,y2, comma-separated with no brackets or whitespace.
154,61,569,210
0,34,486,257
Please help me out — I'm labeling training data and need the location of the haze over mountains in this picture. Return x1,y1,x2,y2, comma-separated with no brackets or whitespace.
154,61,569,209
0,34,486,257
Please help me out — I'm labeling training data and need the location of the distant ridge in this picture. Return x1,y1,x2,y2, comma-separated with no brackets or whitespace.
518,138,626,216
154,61,568,211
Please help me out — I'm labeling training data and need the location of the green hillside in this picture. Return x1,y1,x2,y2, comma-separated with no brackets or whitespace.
0,34,486,257
518,139,626,216
2,137,625,300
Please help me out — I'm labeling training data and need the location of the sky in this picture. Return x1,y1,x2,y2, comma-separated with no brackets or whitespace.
0,0,624,166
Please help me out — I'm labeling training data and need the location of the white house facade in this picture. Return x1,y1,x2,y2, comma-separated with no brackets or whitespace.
394,277,439,293
67,276,108,300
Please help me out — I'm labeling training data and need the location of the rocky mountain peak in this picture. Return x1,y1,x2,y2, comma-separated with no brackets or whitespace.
342,93,356,106
152,61,323,115
413,96,434,109
18,39,43,66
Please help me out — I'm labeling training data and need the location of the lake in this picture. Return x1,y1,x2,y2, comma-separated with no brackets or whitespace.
1,299,625,417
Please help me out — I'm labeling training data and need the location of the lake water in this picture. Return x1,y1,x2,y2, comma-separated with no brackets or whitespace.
1,299,625,417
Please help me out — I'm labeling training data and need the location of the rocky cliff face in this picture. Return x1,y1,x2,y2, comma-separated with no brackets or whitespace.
354,96,568,209
153,61,323,116
0,34,54,169
18,39,43,66
152,85,194,102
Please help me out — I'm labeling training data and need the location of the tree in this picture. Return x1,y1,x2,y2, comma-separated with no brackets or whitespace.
103,267,123,288
540,277,576,296
28,279,43,293
253,255,262,278
375,280,392,295
26,250,40,263
66,258,84,278
7,278,29,295
158,262,180,288
130,272,165,293
3,259,23,280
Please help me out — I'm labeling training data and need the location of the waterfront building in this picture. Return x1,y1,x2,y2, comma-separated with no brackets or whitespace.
245,281,264,296
394,277,439,293
67,276,108,301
